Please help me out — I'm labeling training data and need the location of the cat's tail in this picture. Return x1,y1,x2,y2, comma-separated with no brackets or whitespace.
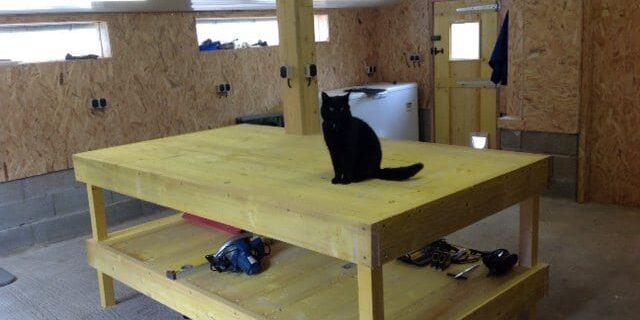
376,163,424,181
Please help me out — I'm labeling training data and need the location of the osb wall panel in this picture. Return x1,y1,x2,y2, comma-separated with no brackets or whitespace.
519,0,582,134
586,0,640,206
0,9,377,181
371,0,431,110
498,0,582,134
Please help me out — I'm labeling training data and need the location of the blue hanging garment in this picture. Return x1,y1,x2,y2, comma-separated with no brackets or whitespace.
490,12,509,85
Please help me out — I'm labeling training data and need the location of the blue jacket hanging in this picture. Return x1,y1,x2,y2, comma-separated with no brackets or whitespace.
490,12,509,85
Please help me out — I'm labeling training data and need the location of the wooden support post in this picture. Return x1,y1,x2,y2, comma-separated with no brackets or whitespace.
277,0,321,135
519,196,539,268
87,185,116,308
519,196,540,319
357,265,384,320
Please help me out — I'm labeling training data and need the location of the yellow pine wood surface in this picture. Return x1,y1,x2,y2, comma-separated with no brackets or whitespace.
75,124,549,266
88,216,549,320
277,0,321,135
434,0,498,147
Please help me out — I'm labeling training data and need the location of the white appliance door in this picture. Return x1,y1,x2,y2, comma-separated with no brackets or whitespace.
350,91,419,141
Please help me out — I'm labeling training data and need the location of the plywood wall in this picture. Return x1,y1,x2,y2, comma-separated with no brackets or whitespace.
584,0,640,206
0,9,377,181
372,0,583,134
502,0,583,134
371,0,432,110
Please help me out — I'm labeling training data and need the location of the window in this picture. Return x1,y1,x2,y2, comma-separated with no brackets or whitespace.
195,15,330,50
0,22,110,64
450,22,480,60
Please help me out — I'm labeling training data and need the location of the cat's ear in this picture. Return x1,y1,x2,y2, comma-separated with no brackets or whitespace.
322,92,330,100
342,92,351,106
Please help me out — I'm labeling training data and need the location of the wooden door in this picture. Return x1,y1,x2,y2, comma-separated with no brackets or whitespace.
434,0,498,148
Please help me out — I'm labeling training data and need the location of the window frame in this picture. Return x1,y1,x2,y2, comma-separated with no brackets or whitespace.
0,21,111,65
195,14,330,51
449,20,481,62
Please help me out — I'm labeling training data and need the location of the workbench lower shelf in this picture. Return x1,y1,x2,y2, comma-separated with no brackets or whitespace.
87,214,548,320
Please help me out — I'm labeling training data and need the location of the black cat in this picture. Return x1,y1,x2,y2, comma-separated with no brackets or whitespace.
321,92,424,185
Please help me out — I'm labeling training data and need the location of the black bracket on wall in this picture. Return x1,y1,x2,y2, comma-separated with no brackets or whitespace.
431,47,445,56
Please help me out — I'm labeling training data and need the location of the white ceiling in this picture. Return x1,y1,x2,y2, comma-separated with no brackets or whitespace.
0,0,403,15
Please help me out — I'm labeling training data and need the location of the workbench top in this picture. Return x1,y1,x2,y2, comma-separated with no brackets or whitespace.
74,124,550,267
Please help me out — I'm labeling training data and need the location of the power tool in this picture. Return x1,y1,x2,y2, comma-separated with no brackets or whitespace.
206,234,270,276
482,249,518,276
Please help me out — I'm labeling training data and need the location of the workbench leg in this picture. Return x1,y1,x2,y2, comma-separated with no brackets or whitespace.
87,185,116,308
518,196,539,319
357,265,384,320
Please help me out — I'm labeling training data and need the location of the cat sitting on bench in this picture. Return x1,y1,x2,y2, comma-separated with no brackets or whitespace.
321,92,424,185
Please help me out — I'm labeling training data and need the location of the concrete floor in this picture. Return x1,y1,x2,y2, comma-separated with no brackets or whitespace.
0,198,638,320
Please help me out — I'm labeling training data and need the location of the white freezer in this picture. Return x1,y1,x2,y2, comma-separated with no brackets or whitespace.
320,82,419,141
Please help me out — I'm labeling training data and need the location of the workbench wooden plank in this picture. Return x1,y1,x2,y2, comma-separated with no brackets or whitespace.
376,156,550,266
358,265,384,320
519,196,540,268
87,185,115,309
88,218,549,320
518,196,541,319
104,214,184,246
87,240,263,320
74,125,549,267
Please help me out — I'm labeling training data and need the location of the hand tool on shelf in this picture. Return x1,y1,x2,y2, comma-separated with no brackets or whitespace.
447,264,480,280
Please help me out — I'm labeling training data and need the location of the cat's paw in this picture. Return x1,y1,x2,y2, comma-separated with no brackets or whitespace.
331,177,342,184
341,179,352,185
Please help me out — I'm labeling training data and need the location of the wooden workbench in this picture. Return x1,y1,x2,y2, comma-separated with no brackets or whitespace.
74,124,550,320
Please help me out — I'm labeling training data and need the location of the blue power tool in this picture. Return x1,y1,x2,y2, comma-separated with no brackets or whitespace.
206,234,270,275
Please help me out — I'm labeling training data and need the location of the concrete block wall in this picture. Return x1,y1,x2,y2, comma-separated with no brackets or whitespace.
0,169,165,256
501,129,578,199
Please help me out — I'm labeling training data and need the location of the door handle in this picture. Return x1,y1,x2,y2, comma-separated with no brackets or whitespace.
431,47,445,56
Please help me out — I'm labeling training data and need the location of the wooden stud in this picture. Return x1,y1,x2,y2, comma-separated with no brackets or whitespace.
434,2,451,144
519,196,539,268
87,185,116,308
480,10,498,149
277,0,321,135
96,273,116,309
577,0,593,203
357,265,384,320
518,196,540,319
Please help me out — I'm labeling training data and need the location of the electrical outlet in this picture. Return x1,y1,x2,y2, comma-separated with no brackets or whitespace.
217,83,231,97
91,99,99,109
304,64,317,78
99,98,107,109
280,66,293,79
366,66,377,76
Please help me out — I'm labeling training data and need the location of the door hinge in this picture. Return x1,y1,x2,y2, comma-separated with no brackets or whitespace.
456,1,500,13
